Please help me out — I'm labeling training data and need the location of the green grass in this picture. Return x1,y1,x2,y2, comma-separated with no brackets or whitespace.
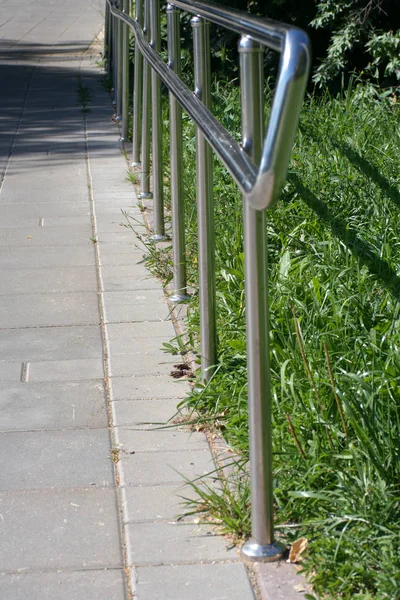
136,77,400,598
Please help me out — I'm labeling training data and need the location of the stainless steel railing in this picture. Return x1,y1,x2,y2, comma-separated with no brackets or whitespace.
104,0,311,563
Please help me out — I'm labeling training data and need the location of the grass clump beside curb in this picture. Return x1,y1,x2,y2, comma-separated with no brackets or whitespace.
138,79,400,599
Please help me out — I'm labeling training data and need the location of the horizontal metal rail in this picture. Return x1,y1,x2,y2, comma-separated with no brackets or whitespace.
108,0,310,210
105,0,311,564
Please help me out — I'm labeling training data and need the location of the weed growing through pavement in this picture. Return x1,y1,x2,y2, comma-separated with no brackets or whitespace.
125,170,140,185
76,77,92,113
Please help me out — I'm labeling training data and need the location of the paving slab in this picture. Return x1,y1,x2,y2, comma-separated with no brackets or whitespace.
0,266,97,294
134,563,255,600
110,375,189,400
253,562,308,600
0,488,122,571
115,428,209,454
0,189,90,204
97,231,143,245
0,569,126,600
28,357,104,381
0,360,23,382
0,245,96,269
126,521,237,565
0,428,113,490
98,248,147,267
0,325,102,361
111,398,184,426
106,321,175,344
101,266,161,291
121,483,197,523
108,352,177,378
0,380,107,431
118,449,214,487
0,224,93,246
0,291,99,328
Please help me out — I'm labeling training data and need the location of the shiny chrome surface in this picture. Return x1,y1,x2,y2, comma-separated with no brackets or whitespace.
139,0,152,198
131,0,143,166
149,0,166,240
167,4,189,302
239,36,284,560
192,15,216,382
106,0,310,560
107,0,310,210
120,0,129,141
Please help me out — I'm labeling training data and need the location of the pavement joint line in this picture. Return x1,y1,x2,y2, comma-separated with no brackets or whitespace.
0,323,102,330
81,63,132,598
0,484,113,494
111,397,184,402
0,426,110,434
121,481,187,489
0,323,100,330
0,566,124,576
117,448,211,455
127,559,243,568
0,291,100,297
120,480,193,488
104,319,172,324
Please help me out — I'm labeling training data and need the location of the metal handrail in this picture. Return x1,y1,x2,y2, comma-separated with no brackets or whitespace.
104,0,311,563
108,1,310,210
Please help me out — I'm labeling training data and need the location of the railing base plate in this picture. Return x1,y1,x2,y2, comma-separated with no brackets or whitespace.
241,539,285,562
169,293,190,303
149,233,169,243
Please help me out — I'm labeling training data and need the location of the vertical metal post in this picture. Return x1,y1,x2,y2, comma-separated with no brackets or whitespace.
140,0,152,198
120,0,130,141
104,2,110,72
107,4,113,80
149,0,166,240
168,4,189,302
116,1,123,121
112,11,117,107
191,16,216,382
131,0,143,166
239,36,284,562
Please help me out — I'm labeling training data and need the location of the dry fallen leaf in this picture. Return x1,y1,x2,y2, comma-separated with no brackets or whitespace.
289,537,308,563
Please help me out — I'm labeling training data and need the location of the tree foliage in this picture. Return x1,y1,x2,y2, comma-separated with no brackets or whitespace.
311,0,400,87
207,0,400,90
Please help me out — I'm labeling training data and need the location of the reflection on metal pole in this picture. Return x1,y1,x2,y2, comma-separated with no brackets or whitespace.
167,4,189,302
104,1,110,76
192,16,216,383
116,1,123,120
150,0,166,240
120,0,129,141
140,0,152,199
131,0,143,166
111,12,117,107
239,35,285,563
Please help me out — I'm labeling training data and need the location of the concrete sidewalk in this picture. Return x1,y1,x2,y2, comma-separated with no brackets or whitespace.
0,1,255,598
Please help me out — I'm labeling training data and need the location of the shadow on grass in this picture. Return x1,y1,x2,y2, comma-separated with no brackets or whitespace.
290,174,400,298
300,122,400,210
332,139,400,209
